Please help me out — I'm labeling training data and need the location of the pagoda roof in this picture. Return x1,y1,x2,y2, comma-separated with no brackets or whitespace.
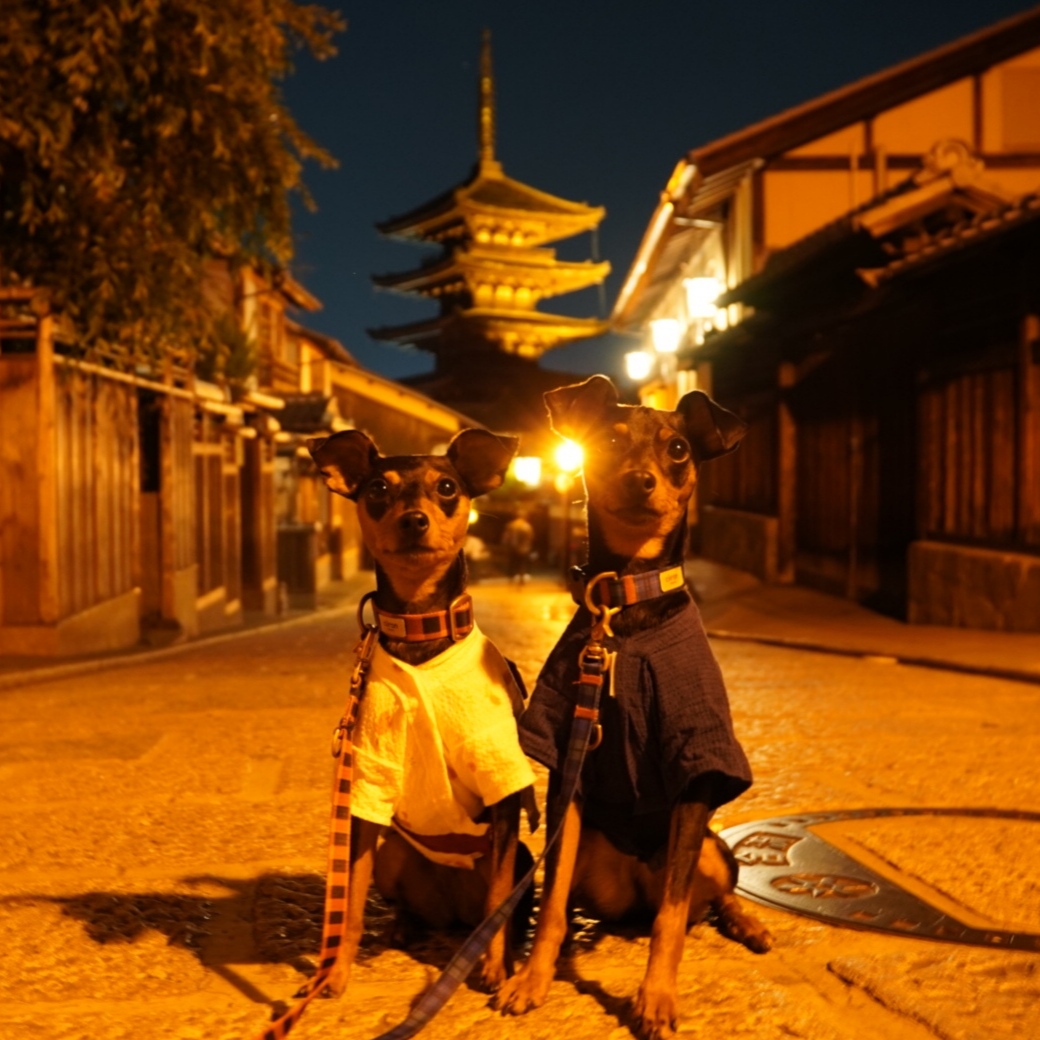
373,245,610,297
369,306,607,359
375,159,605,245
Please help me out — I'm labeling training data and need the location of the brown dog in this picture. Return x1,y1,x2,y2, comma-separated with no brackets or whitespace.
494,376,771,1039
308,427,536,996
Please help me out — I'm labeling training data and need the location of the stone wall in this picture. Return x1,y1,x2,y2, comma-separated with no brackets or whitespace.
908,540,1040,631
700,505,779,582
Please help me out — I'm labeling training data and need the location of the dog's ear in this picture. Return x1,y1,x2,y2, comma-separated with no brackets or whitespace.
446,429,519,497
544,375,619,440
306,430,380,499
676,390,747,461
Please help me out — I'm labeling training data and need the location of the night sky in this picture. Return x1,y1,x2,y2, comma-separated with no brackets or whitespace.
283,0,1036,382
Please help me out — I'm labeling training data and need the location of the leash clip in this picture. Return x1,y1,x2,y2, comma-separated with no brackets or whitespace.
584,570,621,639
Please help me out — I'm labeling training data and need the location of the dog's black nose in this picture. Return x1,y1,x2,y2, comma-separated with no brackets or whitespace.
398,510,430,534
623,470,657,496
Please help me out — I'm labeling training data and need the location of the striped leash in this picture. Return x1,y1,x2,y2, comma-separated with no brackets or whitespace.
367,574,616,1040
250,578,614,1039
249,594,379,1040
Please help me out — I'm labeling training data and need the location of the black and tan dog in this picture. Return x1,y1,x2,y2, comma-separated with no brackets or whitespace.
308,427,536,996
494,376,771,1039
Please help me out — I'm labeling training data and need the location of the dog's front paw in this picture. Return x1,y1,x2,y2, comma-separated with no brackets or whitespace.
492,964,551,1015
475,955,508,994
320,960,350,999
714,893,774,953
633,982,678,1040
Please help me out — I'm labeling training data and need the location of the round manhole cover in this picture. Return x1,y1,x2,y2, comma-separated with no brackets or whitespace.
719,808,1040,951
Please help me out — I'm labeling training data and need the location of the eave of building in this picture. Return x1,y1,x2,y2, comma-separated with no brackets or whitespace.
689,6,1040,178
861,188,1040,286
612,160,759,328
373,248,610,297
273,271,321,311
376,160,605,246
720,153,1017,308
329,365,473,434
612,4,1040,328
285,318,356,367
368,307,608,354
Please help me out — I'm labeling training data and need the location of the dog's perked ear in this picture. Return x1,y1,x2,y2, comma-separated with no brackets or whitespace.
676,390,747,462
446,429,519,497
544,374,619,440
306,430,380,499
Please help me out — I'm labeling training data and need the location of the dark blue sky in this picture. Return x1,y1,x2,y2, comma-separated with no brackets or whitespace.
283,0,1036,381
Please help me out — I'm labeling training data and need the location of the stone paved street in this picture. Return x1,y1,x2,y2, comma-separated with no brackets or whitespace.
1,576,1038,1040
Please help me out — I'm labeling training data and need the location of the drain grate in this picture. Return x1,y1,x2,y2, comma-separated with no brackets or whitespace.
718,808,1040,951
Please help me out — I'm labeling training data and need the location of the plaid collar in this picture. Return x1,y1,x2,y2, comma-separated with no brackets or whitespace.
373,594,475,643
574,565,687,610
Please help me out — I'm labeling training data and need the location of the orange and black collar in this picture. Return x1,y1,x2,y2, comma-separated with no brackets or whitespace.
571,565,687,610
373,594,475,643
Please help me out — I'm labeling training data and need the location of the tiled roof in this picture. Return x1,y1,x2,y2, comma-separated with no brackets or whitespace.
690,6,1040,176
278,393,338,433
864,190,1040,284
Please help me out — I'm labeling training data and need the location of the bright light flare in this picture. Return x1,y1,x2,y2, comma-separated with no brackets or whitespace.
468,507,479,526
684,276,722,319
511,456,542,487
625,350,655,381
650,317,682,354
554,439,584,473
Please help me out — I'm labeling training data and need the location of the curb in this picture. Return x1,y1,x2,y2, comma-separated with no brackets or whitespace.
0,601,355,693
706,627,1040,687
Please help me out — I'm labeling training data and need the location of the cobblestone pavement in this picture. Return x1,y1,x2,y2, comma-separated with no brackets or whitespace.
1,576,1038,1040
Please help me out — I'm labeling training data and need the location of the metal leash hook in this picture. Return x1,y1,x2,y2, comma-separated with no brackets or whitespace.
583,569,621,640
578,573,620,753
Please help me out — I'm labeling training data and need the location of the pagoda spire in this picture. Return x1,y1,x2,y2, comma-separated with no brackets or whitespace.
478,28,496,169
371,31,609,365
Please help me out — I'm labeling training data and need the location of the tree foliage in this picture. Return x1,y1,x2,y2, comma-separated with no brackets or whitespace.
0,0,343,364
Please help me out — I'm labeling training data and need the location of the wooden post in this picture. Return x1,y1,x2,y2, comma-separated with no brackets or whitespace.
1019,315,1040,545
847,409,862,602
777,362,797,583
36,313,60,624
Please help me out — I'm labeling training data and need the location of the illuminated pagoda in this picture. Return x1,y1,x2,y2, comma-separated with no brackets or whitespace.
370,31,609,434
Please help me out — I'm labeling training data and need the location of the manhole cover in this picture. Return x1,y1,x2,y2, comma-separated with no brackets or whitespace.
718,808,1040,951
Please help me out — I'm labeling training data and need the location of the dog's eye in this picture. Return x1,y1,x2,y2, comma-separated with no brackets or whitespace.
666,438,690,463
436,478,458,498
366,478,390,500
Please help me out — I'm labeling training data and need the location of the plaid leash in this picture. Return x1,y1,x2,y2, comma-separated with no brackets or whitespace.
250,585,612,1040
370,617,611,1040
249,601,380,1040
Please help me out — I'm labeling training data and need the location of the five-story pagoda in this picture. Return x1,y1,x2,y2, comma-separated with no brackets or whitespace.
370,31,609,434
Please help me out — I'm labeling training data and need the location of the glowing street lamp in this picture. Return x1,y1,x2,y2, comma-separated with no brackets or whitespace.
650,317,682,354
625,350,655,382
684,276,722,319
554,439,583,474
511,456,542,488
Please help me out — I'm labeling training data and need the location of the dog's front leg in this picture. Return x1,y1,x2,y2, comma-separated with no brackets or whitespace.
323,818,381,998
634,795,712,1040
477,791,522,992
493,792,582,1015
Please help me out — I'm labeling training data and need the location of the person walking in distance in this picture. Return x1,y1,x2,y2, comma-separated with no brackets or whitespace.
502,510,534,585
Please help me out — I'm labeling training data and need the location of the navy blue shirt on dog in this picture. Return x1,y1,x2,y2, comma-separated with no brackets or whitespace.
519,596,752,862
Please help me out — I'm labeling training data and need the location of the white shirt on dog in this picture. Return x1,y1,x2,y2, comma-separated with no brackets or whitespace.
350,623,536,869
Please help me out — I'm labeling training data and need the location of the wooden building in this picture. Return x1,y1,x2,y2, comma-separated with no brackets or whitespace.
614,7,1040,630
0,266,473,656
